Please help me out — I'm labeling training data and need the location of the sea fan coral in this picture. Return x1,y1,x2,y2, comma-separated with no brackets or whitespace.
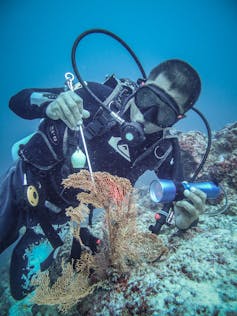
31,255,98,313
63,170,168,272
62,169,133,209
32,170,167,313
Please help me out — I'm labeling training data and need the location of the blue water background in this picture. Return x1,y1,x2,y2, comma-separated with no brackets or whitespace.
0,0,236,174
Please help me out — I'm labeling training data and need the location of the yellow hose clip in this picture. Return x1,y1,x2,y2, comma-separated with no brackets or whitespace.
26,185,39,207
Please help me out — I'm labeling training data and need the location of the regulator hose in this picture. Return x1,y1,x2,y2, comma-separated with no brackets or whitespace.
71,28,147,110
190,107,212,181
189,108,228,215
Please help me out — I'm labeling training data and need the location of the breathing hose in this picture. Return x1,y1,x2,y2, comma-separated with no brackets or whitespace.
71,28,147,111
190,107,212,181
190,108,228,215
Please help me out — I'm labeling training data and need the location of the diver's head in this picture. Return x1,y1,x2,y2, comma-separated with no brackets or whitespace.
130,59,201,133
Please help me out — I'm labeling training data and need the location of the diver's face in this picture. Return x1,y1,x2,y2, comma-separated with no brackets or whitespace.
129,77,183,133
129,99,162,134
146,74,185,113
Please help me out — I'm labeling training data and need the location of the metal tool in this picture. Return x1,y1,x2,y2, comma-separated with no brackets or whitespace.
64,72,94,183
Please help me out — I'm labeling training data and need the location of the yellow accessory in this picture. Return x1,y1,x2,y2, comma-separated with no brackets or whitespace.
26,185,39,207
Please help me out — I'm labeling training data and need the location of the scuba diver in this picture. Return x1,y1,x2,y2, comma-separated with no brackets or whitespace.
0,53,207,300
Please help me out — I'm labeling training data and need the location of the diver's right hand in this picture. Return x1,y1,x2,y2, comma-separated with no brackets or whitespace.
46,90,90,129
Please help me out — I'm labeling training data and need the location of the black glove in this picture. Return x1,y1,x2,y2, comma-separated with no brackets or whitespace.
70,227,99,260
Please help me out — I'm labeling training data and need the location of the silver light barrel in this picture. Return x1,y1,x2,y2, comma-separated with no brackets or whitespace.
150,179,176,203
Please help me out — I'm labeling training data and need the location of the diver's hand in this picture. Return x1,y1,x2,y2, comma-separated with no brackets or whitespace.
174,187,206,230
46,90,90,129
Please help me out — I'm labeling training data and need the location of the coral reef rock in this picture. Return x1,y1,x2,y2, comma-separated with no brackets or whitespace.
179,122,237,191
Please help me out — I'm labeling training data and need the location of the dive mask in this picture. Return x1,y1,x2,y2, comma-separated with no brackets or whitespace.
134,84,183,128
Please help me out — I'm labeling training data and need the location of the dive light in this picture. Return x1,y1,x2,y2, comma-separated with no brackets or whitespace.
150,179,221,203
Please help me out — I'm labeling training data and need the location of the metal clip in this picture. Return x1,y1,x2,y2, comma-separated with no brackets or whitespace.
65,72,75,91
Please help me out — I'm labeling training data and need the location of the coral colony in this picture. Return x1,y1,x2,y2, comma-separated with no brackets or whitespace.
31,171,167,313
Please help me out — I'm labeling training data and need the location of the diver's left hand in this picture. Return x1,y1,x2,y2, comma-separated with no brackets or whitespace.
174,187,206,230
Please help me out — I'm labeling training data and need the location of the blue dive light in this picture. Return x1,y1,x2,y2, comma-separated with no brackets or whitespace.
150,179,221,203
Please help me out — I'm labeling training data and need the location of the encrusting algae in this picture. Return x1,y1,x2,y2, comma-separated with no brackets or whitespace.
31,170,168,313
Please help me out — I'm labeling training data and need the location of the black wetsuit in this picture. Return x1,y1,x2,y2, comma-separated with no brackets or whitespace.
0,81,182,299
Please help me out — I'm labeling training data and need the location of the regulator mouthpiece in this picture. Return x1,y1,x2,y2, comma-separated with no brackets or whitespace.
150,179,221,203
71,147,86,169
120,122,146,147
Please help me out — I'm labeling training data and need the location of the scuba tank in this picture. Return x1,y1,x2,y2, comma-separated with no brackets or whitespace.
11,133,36,161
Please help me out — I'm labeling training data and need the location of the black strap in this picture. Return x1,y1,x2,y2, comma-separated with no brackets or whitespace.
35,208,64,249
85,107,116,139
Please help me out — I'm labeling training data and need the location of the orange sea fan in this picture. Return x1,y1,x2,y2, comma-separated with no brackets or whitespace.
62,170,133,209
